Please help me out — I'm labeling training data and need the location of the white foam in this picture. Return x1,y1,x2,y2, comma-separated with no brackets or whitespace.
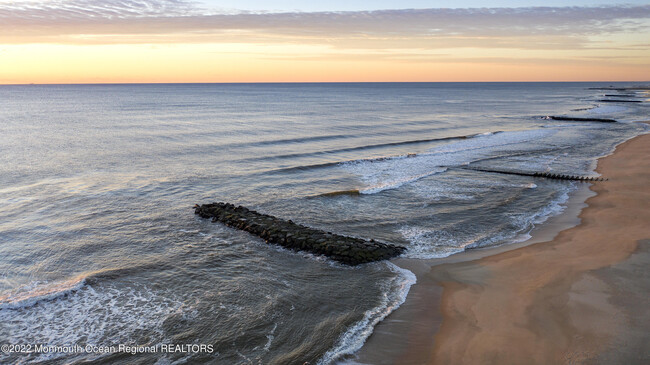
469,186,574,250
263,323,278,352
518,184,573,226
398,226,467,259
343,129,557,195
0,282,187,362
317,262,416,365
428,128,556,155
358,168,447,194
399,183,576,258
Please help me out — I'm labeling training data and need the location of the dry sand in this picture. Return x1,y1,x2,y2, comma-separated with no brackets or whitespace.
353,133,649,365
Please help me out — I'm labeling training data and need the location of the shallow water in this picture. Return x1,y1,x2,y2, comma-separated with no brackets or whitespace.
0,82,647,364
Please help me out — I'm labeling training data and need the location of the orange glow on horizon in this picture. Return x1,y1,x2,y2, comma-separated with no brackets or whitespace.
2,4,650,83
2,41,649,84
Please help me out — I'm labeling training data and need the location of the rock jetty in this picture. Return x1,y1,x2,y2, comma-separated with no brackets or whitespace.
194,202,405,265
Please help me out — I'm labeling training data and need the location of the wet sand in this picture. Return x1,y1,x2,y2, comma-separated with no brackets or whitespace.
352,133,649,364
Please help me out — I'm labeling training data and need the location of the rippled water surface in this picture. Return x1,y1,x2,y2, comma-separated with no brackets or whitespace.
0,83,647,364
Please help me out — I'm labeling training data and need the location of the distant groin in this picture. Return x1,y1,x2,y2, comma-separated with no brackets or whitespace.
194,202,405,265
460,167,607,181
598,99,642,103
543,116,617,123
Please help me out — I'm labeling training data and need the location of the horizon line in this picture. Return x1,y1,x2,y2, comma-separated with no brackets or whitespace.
2,80,649,86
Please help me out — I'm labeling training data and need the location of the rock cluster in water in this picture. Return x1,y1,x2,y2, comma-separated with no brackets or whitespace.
194,202,405,265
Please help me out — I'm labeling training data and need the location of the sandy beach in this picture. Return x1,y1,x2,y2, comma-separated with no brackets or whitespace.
355,132,649,364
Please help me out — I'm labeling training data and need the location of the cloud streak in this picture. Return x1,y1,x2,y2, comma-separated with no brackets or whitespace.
1,1,649,48
0,0,198,19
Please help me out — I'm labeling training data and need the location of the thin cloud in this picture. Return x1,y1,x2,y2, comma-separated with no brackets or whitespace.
0,0,198,19
0,1,649,50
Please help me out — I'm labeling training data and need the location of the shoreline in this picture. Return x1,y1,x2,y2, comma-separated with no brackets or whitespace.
348,172,594,365
350,132,649,364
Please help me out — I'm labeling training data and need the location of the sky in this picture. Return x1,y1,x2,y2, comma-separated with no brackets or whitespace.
1,0,649,83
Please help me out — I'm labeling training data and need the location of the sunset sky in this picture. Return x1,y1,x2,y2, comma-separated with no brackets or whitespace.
1,0,649,83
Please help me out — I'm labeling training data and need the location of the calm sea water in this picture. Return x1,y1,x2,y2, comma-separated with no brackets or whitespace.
0,83,647,364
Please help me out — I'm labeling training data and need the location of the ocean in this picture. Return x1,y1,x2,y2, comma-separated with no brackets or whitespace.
0,82,647,364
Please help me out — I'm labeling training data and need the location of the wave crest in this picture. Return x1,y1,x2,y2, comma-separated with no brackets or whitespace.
0,276,87,310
